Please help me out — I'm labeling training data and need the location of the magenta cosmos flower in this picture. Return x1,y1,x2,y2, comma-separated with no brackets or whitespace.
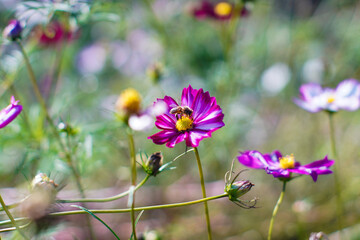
237,150,334,182
0,96,23,128
294,79,360,113
148,85,224,148
35,21,75,47
193,1,249,21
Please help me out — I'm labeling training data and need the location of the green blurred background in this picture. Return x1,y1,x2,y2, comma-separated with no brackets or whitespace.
1,0,360,239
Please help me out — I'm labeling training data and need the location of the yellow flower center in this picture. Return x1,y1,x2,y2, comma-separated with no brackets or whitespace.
327,96,335,104
214,2,232,16
116,88,142,114
279,154,295,169
175,116,193,132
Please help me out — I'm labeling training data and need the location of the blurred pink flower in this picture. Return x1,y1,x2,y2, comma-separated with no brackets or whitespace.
294,79,360,113
35,21,75,47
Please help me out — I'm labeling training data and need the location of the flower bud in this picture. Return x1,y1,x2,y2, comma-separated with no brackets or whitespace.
31,173,58,195
144,152,163,176
309,232,329,240
147,62,164,84
58,122,78,136
139,230,161,240
22,173,58,220
116,88,142,116
225,180,254,201
3,20,22,41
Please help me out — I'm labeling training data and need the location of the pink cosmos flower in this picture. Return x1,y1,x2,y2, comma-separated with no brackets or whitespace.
237,150,334,182
148,85,224,148
294,79,360,113
0,96,23,128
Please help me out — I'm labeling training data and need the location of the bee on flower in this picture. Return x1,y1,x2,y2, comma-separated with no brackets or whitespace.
148,85,224,148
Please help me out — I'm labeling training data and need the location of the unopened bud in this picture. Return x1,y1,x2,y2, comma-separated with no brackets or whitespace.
147,62,164,84
225,180,254,201
58,122,78,135
139,230,161,240
22,173,58,220
31,173,58,194
309,232,329,240
3,20,22,41
144,152,163,176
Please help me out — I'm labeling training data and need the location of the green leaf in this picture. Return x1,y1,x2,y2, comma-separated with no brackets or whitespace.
130,210,145,240
71,205,121,240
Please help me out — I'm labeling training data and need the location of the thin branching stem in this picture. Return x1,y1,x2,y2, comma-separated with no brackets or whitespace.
328,112,343,230
128,130,137,240
268,181,287,240
17,40,96,240
0,193,229,229
194,147,212,240
0,194,29,239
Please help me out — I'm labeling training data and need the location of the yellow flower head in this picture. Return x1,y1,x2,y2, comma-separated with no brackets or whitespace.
279,154,295,169
214,2,232,17
116,88,142,115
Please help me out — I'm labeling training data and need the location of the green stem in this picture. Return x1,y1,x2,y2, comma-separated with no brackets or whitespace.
17,40,96,240
194,147,212,240
268,181,286,240
0,194,29,239
53,193,228,216
0,222,31,233
0,193,228,228
328,112,343,230
58,175,150,203
128,130,137,240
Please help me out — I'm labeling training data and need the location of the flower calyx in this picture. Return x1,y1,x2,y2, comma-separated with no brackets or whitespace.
143,152,163,176
224,169,257,209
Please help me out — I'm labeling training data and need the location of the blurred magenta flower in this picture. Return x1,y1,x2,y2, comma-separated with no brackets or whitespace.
148,85,224,148
193,1,249,21
0,96,22,128
294,79,360,113
3,19,22,40
237,150,334,182
35,21,74,47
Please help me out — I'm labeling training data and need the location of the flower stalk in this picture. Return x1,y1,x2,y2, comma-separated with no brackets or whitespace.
267,181,287,240
0,194,29,239
17,40,96,240
128,130,137,240
328,112,343,230
0,193,229,229
58,174,150,203
194,147,212,240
